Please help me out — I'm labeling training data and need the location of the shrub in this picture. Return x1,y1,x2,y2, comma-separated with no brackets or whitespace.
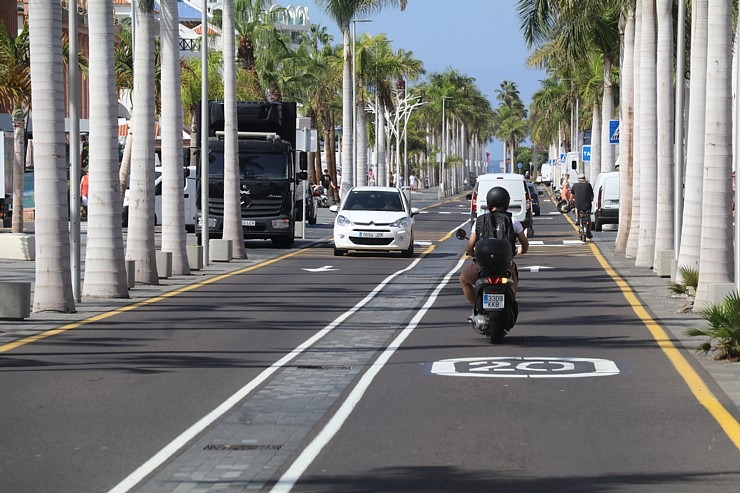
668,266,699,296
685,291,740,361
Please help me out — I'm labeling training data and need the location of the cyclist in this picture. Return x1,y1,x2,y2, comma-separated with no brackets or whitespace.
571,173,594,239
460,187,529,312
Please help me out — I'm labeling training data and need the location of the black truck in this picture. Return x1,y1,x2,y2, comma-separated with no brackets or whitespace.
193,101,309,248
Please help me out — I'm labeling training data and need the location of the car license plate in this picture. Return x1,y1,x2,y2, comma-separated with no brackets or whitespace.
482,293,505,310
241,219,256,227
359,232,384,238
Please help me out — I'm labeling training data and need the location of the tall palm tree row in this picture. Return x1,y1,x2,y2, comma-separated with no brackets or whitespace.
15,2,508,308
314,0,408,200
521,0,740,307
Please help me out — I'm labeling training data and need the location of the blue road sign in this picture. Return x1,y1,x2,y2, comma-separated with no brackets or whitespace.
582,145,591,162
517,162,523,169
609,120,620,144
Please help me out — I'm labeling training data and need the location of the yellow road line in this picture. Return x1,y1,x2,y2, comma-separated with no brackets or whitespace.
2,236,440,354
589,241,740,449
0,248,308,354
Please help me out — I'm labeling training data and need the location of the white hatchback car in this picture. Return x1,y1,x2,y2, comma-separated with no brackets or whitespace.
330,187,420,257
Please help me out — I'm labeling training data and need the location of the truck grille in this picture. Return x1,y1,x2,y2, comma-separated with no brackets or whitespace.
209,197,283,218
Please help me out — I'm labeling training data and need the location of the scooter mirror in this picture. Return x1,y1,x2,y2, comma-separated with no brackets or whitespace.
455,228,468,240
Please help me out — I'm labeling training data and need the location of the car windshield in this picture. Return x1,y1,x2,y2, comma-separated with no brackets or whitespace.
344,191,404,212
209,152,288,180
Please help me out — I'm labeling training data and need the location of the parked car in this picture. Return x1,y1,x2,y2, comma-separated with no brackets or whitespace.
330,186,419,257
467,173,533,233
527,182,541,216
591,171,620,231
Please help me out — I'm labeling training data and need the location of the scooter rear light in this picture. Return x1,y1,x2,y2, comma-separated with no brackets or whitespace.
486,276,509,285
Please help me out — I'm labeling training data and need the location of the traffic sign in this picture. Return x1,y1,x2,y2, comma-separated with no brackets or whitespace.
517,162,523,169
609,119,620,144
581,145,591,162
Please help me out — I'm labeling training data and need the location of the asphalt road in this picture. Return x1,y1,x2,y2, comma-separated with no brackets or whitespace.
1,189,739,493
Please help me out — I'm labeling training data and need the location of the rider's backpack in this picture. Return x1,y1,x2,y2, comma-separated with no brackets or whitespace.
475,211,516,269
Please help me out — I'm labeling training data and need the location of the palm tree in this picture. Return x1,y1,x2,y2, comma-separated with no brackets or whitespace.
615,3,635,254
695,0,734,307
676,0,707,281
635,0,657,269
0,22,30,234
82,0,129,299
314,0,408,199
626,0,643,259
160,0,191,275
221,0,248,260
28,0,75,312
126,0,158,285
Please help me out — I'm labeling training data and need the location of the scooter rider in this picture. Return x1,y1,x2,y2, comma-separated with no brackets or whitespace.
459,187,529,310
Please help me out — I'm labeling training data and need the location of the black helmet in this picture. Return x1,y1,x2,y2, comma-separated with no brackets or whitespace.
486,186,510,210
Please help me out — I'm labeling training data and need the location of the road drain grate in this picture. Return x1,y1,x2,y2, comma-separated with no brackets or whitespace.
204,444,283,451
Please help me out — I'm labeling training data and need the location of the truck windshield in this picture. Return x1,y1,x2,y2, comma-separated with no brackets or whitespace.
209,152,288,180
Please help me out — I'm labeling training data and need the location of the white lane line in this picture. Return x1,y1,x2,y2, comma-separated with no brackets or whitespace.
270,257,467,493
107,257,426,493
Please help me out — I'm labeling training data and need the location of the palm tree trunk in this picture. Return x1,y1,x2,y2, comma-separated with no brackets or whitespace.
29,0,75,312
695,0,734,306
378,107,386,186
653,0,675,266
82,0,129,299
356,83,368,187
635,0,657,268
616,5,636,254
159,0,191,274
676,0,708,279
600,58,616,172
339,23,353,199
12,114,25,233
221,0,247,260
627,0,643,259
126,0,158,285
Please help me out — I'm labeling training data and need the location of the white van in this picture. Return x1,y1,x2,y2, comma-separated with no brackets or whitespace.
591,171,619,231
468,173,532,231
123,165,197,231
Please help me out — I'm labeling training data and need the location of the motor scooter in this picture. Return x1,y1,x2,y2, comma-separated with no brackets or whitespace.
456,229,518,344
312,185,329,208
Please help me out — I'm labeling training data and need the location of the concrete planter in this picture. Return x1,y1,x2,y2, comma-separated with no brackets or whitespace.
0,282,32,320
0,233,35,260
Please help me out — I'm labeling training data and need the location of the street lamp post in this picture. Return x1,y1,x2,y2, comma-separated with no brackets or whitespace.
200,0,210,266
352,19,371,187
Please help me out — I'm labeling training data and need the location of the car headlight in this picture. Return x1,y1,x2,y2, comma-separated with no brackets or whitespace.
391,217,410,228
336,214,351,227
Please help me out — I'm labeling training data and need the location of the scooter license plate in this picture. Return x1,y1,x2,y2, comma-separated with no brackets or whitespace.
482,293,505,310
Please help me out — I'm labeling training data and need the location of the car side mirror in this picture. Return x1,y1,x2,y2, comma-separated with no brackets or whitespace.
329,205,339,213
455,228,468,240
296,171,308,182
410,207,420,216
465,193,473,200
299,152,308,171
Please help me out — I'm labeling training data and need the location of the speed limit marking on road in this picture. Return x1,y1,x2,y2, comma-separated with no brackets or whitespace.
431,357,619,378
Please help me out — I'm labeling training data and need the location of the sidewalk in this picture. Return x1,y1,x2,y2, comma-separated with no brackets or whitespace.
2,186,740,415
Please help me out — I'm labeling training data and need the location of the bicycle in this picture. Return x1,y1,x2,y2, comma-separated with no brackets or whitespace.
577,210,590,242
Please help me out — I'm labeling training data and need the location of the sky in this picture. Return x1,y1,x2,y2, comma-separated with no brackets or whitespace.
296,0,546,160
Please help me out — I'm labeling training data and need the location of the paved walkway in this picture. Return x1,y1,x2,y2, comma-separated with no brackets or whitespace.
1,185,739,415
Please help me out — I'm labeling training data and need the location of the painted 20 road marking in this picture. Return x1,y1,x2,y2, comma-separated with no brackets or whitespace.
431,357,620,378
